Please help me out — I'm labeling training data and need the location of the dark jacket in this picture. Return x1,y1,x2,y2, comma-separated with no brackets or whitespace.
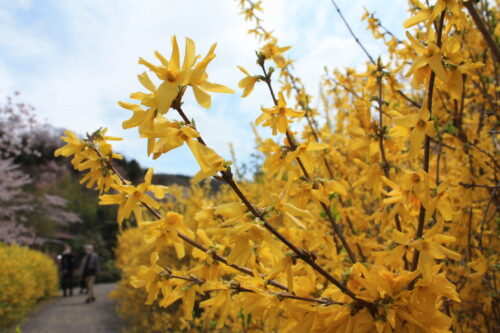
80,252,100,277
61,252,76,272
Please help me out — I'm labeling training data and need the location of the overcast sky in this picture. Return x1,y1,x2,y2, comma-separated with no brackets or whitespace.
0,0,408,176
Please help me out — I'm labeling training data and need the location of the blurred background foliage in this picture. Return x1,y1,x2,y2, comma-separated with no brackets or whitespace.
0,243,59,329
0,93,198,283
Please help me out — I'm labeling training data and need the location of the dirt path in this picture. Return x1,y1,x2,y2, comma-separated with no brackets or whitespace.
20,283,123,333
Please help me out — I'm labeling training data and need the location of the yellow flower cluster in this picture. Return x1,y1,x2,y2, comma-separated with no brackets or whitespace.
111,226,193,332
56,0,499,332
0,243,59,328
54,128,123,193
119,36,233,182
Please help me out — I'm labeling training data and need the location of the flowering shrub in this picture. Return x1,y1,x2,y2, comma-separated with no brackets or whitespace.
56,0,498,332
0,94,82,245
0,243,59,328
111,225,189,332
112,185,259,332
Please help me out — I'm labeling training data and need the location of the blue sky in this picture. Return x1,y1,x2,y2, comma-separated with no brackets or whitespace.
0,0,408,176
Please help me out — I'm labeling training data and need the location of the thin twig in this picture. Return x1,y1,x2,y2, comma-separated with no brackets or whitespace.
285,69,367,261
459,182,500,190
161,270,339,306
376,59,390,178
230,283,343,306
479,189,498,251
89,141,290,292
172,106,372,309
259,61,358,264
376,58,409,270
411,10,446,272
467,207,473,262
464,1,500,63
436,138,443,186
329,0,421,108
330,0,375,64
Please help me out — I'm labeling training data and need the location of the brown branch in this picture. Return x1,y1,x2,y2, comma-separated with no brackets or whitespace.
459,182,500,190
171,106,372,309
467,206,473,262
411,10,446,272
458,74,467,134
161,269,339,306
286,71,367,262
331,78,362,100
471,74,496,119
479,189,498,251
430,137,456,151
468,141,500,172
376,59,390,178
89,141,290,291
286,74,368,261
376,59,409,270
329,0,421,109
230,283,343,306
162,268,205,285
464,1,500,63
435,138,443,186
367,12,403,43
330,0,375,64
397,90,422,108
258,61,358,263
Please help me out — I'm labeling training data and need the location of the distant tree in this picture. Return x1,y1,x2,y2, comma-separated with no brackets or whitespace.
0,93,39,159
0,94,81,244
0,159,36,245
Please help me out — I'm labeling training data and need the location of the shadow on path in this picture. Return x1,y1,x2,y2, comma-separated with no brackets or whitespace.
20,283,122,333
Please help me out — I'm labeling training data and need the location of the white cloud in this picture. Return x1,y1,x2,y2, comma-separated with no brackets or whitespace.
0,0,408,176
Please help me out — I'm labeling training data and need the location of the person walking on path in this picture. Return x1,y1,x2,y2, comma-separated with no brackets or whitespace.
78,274,88,295
79,244,100,304
60,244,76,297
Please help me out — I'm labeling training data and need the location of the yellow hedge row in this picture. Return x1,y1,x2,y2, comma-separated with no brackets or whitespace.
0,243,59,328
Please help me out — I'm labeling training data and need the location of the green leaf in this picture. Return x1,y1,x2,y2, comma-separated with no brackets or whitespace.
443,123,458,136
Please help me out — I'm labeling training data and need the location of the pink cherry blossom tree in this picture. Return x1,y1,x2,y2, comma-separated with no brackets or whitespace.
0,94,81,245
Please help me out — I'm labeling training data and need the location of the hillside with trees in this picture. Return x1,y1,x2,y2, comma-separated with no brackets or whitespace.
0,93,192,280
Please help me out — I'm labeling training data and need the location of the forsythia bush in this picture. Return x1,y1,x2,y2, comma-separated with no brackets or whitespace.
112,222,191,332
0,243,59,328
56,0,499,332
112,185,257,332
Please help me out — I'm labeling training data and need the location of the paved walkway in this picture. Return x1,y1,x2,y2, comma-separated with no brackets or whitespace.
20,283,123,333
